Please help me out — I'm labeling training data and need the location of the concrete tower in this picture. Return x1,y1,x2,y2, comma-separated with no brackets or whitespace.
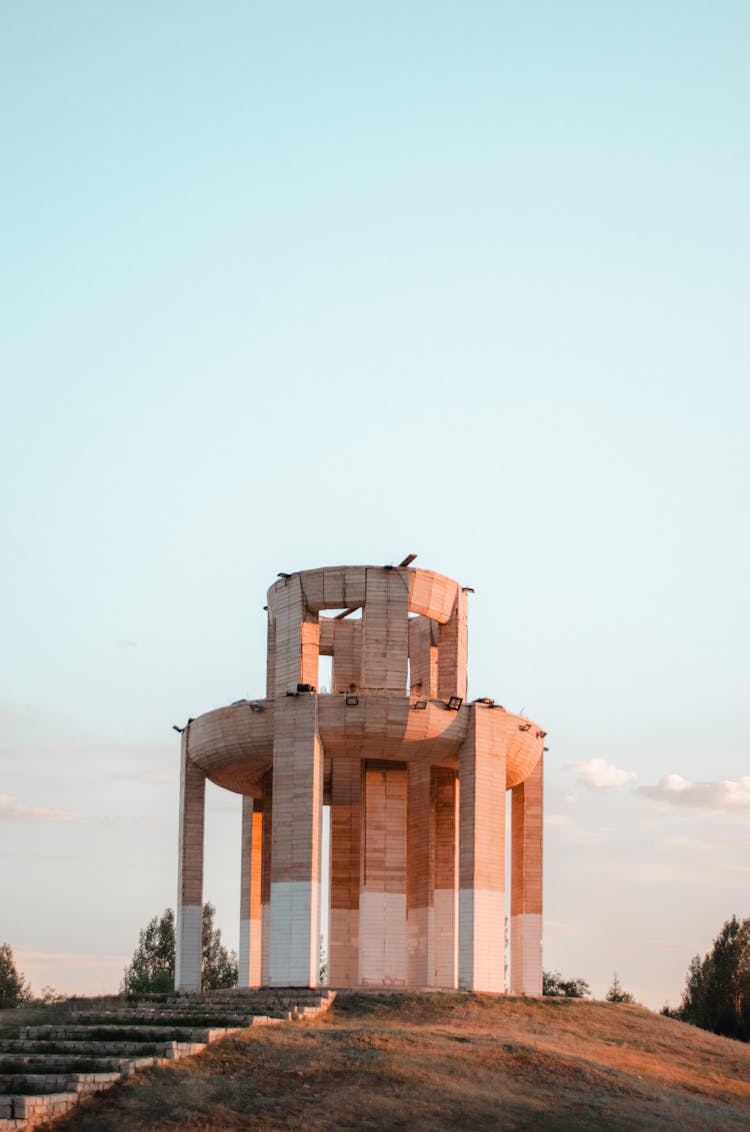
175,562,544,994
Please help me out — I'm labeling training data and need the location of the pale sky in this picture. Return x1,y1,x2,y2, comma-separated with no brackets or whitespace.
2,1,748,1010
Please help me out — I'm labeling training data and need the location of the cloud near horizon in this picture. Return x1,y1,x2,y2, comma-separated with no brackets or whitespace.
564,758,637,788
0,795,128,825
637,774,750,812
0,793,93,823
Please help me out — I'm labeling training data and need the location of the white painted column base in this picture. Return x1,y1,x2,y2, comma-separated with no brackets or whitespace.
407,905,431,987
359,891,407,986
433,887,457,989
269,880,320,986
329,907,359,985
238,918,251,988
510,912,543,995
261,902,271,985
176,904,202,990
459,888,505,992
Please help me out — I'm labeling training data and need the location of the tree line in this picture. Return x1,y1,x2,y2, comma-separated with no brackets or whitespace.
543,970,634,1002
662,914,750,1042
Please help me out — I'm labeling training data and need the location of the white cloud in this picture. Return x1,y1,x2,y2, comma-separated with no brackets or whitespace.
109,770,176,785
635,938,689,951
543,812,613,844
637,774,750,812
544,919,583,938
0,793,92,823
564,758,637,788
662,833,750,850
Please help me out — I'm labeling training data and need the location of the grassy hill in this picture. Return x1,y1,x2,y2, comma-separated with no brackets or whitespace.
34,991,750,1130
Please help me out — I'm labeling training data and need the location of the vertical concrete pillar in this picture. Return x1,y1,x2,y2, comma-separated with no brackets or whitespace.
360,568,409,692
407,764,433,987
270,695,323,986
330,619,362,692
510,752,543,995
438,588,468,700
408,617,438,698
271,575,319,696
265,611,276,699
176,732,205,991
433,767,458,988
238,796,263,988
260,771,273,986
458,706,506,992
360,761,407,985
329,757,361,985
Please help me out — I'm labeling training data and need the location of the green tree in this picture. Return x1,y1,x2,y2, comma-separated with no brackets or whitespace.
121,907,175,994
0,943,32,1008
543,970,590,998
678,915,750,1040
121,904,238,994
200,903,238,990
606,972,635,1003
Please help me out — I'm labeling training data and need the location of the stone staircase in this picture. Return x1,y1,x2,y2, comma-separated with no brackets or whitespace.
0,988,335,1131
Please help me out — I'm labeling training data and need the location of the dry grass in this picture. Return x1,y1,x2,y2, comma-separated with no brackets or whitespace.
35,992,750,1131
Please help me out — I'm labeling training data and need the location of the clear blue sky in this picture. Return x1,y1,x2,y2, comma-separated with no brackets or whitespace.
2,1,748,1007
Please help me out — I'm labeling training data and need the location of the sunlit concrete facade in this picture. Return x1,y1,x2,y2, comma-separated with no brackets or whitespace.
176,563,545,993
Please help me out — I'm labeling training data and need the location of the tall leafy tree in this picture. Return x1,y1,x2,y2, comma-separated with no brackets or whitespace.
200,903,238,990
543,970,590,998
0,943,31,1008
121,904,237,994
679,915,750,1040
121,908,175,994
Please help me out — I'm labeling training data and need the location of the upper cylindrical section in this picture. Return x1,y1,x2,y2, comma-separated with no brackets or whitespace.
266,565,468,700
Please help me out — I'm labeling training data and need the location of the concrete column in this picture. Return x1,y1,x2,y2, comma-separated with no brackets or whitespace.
265,611,276,699
408,617,438,698
458,706,506,992
407,764,433,987
238,796,263,988
260,771,273,986
176,731,205,991
360,761,407,985
438,588,468,700
271,574,319,696
330,619,362,692
510,752,544,995
329,757,361,985
433,767,458,988
269,695,323,986
360,568,409,692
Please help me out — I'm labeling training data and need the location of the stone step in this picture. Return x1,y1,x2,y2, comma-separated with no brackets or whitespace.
19,1025,241,1044
0,1072,121,1096
167,991,332,1007
0,1040,162,1057
0,1090,78,1127
0,989,335,1130
96,997,330,1016
0,1055,153,1073
68,1011,272,1027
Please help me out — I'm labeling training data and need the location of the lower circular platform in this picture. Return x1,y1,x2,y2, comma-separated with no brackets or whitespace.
186,695,543,796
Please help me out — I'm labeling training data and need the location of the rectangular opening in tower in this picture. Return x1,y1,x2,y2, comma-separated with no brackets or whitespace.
318,654,332,693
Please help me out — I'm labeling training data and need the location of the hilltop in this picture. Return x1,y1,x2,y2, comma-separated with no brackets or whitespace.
27,991,750,1130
